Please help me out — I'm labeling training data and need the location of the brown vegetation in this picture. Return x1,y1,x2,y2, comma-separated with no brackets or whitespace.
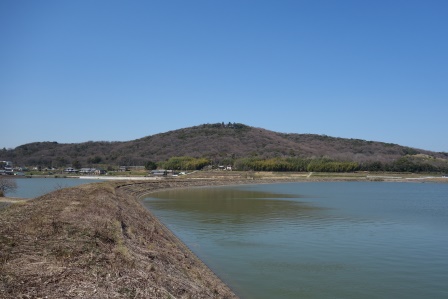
0,177,17,197
2,123,447,169
0,180,241,299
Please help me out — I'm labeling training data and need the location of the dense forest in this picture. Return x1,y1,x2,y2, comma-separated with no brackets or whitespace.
2,123,448,172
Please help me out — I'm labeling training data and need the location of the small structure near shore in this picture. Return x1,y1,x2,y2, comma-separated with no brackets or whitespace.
0,161,14,175
64,167,78,173
150,169,167,176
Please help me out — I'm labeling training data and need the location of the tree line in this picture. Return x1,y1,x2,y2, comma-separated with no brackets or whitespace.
145,156,448,173
156,156,211,171
3,149,447,173
233,157,360,172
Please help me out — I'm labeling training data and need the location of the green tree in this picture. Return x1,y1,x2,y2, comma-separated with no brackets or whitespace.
145,161,157,170
160,156,210,170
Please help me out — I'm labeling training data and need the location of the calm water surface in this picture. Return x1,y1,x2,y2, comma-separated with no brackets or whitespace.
143,182,448,299
5,177,103,198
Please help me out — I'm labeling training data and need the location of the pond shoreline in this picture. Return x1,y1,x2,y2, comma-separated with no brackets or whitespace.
1,179,251,298
1,174,447,298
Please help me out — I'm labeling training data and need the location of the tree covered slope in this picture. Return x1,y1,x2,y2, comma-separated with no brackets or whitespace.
2,123,447,171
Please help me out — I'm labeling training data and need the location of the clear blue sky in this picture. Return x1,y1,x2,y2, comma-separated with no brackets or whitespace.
1,0,447,152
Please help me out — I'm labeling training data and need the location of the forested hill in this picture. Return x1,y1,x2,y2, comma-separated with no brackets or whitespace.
2,123,448,171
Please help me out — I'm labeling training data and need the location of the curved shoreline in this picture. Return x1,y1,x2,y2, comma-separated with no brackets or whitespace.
0,179,246,298
1,174,447,298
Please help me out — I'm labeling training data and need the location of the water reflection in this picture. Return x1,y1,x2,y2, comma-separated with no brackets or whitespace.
144,187,322,229
144,186,378,232
143,183,448,299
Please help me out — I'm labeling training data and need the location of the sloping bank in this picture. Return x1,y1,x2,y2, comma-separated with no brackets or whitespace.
0,179,256,299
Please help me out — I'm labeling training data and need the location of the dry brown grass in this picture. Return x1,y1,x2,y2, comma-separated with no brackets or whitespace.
0,181,239,299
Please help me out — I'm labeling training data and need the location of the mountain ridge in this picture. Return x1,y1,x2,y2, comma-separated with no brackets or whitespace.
2,123,447,171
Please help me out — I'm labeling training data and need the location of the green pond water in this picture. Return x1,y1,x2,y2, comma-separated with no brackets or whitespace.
143,182,448,299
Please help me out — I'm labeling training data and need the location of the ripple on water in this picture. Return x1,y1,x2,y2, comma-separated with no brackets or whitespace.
144,182,448,299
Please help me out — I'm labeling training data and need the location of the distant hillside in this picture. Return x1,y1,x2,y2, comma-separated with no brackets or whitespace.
2,123,448,171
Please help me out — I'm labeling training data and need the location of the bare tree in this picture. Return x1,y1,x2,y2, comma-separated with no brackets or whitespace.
0,176,17,197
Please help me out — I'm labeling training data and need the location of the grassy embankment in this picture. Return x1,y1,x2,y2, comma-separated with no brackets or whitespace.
20,167,448,181
0,179,241,299
0,197,28,210
185,170,448,182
